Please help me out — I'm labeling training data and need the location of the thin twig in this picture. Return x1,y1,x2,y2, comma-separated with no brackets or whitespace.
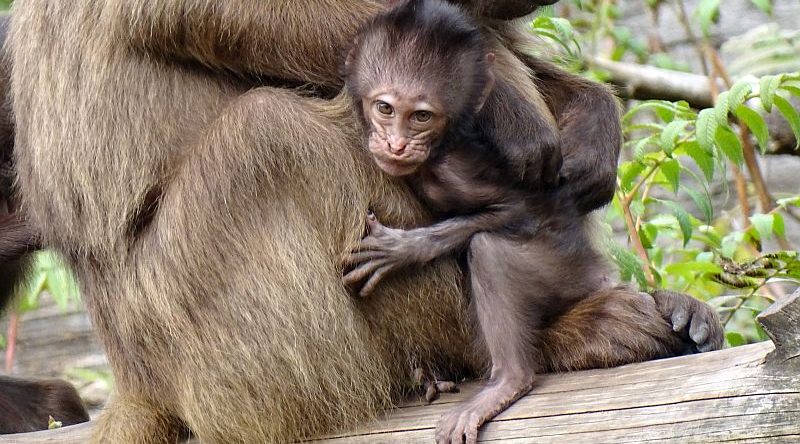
623,157,663,206
618,188,657,288
672,0,709,75
4,312,18,374
731,163,752,228
635,179,658,233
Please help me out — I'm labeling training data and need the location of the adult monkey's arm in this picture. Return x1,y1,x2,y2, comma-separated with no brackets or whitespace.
453,0,559,20
110,1,558,86
111,1,385,85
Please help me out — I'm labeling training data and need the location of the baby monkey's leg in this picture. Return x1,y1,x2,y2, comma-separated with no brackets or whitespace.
435,232,543,444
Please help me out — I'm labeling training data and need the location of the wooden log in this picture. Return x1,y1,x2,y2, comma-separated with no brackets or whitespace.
0,294,106,377
1,291,798,443
590,58,800,156
590,57,718,109
758,290,800,364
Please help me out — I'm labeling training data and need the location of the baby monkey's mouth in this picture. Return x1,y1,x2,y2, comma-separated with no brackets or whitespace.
372,155,423,177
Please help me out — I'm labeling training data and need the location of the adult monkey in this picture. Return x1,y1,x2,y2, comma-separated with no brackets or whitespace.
9,2,720,444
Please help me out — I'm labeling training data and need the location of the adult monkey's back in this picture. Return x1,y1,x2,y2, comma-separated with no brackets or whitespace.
9,2,720,444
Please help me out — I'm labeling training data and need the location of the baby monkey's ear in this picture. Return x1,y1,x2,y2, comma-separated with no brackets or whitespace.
343,37,360,77
475,52,496,113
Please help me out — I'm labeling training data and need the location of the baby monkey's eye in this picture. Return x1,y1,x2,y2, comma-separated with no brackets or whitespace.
413,110,433,122
376,101,394,115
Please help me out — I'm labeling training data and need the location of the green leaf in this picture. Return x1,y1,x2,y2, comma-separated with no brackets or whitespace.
619,161,645,192
748,0,773,14
695,108,719,153
782,85,800,98
664,261,723,275
659,158,680,192
683,140,715,181
728,80,755,111
630,200,645,219
721,232,744,258
759,74,781,112
662,200,693,246
609,243,649,289
638,226,653,250
715,90,731,123
654,105,676,123
626,123,666,134
660,119,688,155
726,332,747,347
695,0,723,36
640,223,659,250
684,186,713,223
549,17,575,41
734,105,770,154
697,251,715,263
777,196,800,207
698,228,722,248
17,273,47,313
624,100,694,124
750,213,776,240
46,268,79,310
715,125,744,166
633,135,656,161
773,213,785,237
531,17,577,54
763,250,798,263
773,94,800,151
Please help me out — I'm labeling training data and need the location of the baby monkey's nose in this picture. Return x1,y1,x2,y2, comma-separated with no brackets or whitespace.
388,136,408,154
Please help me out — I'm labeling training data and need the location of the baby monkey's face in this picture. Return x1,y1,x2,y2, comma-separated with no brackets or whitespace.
362,89,448,177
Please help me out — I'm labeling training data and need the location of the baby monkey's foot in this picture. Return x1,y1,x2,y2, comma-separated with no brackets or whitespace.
412,368,459,403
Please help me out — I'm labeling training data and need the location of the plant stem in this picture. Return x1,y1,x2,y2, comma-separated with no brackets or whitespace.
731,163,752,228
618,189,656,287
4,312,18,373
672,0,709,75
623,156,663,206
635,180,657,233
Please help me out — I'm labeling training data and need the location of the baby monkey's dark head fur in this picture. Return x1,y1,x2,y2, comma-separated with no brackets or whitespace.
344,0,495,176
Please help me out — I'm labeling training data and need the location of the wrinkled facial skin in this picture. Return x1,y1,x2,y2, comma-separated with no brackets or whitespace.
362,90,447,177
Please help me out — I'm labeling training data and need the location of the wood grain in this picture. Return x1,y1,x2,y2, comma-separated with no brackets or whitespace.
2,294,797,443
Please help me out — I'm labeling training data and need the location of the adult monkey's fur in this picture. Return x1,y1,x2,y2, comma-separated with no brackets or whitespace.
9,1,717,443
0,13,37,309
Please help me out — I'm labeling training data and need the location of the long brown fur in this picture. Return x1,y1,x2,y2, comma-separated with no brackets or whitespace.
8,2,716,443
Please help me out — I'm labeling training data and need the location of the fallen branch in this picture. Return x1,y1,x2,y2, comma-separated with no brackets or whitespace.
590,58,717,109
2,290,798,444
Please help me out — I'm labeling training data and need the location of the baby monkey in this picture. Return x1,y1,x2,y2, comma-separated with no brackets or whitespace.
343,0,610,443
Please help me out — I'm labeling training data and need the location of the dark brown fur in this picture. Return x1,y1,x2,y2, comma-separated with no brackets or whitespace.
9,1,721,443
0,376,89,434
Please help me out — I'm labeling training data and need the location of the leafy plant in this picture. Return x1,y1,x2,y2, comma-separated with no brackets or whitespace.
537,0,799,346
611,74,800,344
2,251,81,357
13,251,81,313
